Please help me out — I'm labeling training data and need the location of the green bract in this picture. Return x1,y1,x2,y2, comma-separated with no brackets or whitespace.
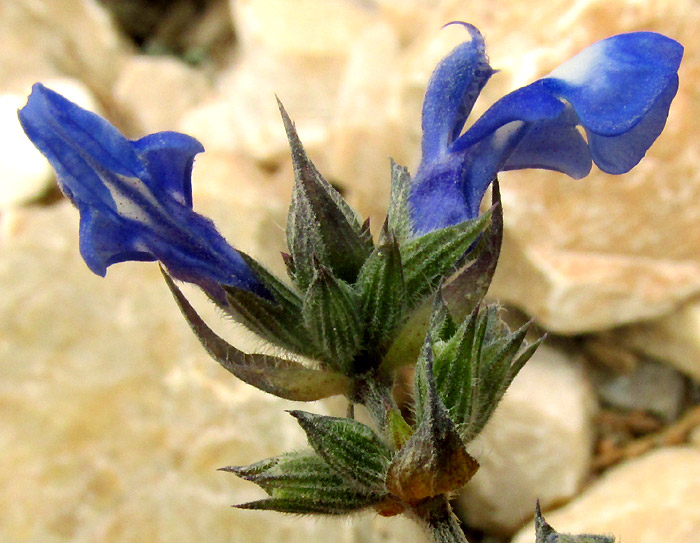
222,451,387,515
164,99,498,389
425,299,543,443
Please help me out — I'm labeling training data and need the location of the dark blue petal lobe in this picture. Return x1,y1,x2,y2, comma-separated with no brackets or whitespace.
86,169,267,297
410,122,527,234
17,86,118,210
409,155,472,234
544,32,683,136
458,122,528,217
151,209,271,299
421,23,492,163
133,132,205,208
586,74,679,174
78,206,155,276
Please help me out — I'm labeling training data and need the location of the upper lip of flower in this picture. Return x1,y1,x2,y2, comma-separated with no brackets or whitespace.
18,83,268,302
409,23,683,235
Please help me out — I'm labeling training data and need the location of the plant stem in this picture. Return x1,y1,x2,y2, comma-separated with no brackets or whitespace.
410,495,471,543
353,372,397,431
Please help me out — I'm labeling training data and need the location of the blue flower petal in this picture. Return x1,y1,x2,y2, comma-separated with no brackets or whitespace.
409,155,472,234
19,84,146,179
446,31,681,179
459,122,527,216
585,74,679,174
133,132,204,208
19,84,268,301
78,206,155,276
410,123,525,234
18,85,118,210
502,106,592,178
450,81,566,153
420,23,493,163
409,28,682,236
544,32,683,136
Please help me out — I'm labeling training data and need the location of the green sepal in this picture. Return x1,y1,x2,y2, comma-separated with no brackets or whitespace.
387,339,479,503
432,304,544,443
379,211,492,372
411,337,431,427
535,500,615,543
386,408,413,451
279,98,373,290
379,297,433,374
223,254,315,356
355,223,407,356
378,282,456,375
387,159,413,242
400,209,492,308
428,287,457,342
302,261,363,373
289,410,392,492
429,303,480,430
224,286,313,357
222,451,386,515
237,251,304,310
162,268,351,401
441,178,504,321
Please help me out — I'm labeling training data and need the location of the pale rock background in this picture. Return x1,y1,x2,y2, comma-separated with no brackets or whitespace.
113,55,212,134
616,299,700,381
1,0,699,542
511,448,700,543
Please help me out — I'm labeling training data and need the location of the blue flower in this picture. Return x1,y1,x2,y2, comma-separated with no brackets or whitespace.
409,23,683,235
18,83,268,302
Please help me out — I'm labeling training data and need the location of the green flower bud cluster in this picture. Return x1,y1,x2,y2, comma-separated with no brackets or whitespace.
162,102,546,542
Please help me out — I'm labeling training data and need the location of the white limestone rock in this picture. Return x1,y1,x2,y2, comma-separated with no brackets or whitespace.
113,55,211,135
455,344,596,535
511,447,700,543
181,0,377,162
232,0,375,57
489,232,700,334
0,0,129,95
615,298,700,381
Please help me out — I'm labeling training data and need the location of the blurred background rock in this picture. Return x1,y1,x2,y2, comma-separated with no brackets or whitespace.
1,1,699,542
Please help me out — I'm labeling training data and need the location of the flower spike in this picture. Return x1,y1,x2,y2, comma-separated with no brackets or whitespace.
18,83,267,303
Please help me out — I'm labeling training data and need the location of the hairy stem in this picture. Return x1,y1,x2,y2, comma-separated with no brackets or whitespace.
410,496,470,543
352,372,398,436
